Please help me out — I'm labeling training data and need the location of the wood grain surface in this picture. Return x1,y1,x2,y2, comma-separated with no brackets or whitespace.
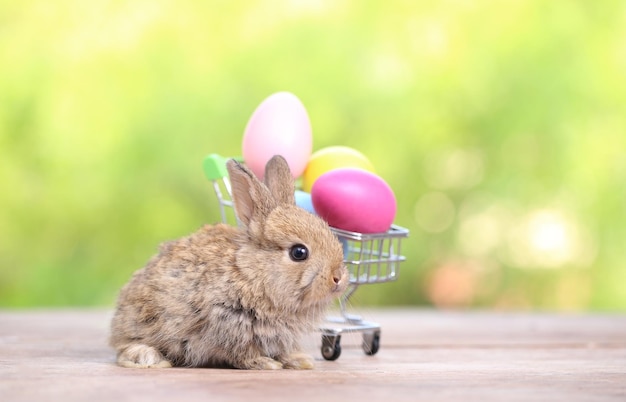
1,309,625,401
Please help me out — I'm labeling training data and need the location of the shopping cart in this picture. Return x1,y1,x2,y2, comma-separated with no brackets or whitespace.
203,154,409,361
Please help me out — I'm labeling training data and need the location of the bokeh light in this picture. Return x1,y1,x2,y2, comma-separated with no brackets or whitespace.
414,192,456,233
504,208,596,270
423,148,485,190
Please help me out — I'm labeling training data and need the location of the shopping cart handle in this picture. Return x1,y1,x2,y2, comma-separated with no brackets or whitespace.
203,154,245,181
203,154,229,181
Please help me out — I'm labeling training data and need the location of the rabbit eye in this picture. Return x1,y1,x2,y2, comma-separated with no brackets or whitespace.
289,244,309,262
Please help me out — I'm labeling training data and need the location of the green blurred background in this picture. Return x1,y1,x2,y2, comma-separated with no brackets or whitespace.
1,0,625,310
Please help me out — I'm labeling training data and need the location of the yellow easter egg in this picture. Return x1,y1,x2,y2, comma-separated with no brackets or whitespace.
302,146,375,192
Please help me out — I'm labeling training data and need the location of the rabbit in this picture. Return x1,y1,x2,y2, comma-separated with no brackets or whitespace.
109,155,348,370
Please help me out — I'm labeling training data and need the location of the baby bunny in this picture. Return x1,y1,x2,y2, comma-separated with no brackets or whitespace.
110,155,348,369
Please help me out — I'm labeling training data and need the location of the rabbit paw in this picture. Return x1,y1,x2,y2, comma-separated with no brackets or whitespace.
280,352,315,370
116,344,172,368
237,356,284,370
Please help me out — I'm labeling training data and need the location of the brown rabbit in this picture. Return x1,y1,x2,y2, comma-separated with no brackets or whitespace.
110,155,348,369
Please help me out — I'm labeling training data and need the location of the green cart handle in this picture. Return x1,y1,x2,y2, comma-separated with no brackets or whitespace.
202,154,244,181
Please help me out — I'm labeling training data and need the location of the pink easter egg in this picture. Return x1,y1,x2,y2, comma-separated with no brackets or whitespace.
311,168,397,234
242,92,313,180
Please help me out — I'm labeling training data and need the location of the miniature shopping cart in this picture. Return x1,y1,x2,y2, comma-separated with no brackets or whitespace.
203,154,409,361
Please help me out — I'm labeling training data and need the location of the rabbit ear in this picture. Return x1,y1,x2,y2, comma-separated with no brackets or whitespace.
264,155,295,205
226,159,276,227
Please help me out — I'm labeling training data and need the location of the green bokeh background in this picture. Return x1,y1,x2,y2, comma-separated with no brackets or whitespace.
1,0,625,310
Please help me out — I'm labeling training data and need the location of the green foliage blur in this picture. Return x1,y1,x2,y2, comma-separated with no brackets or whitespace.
1,0,625,310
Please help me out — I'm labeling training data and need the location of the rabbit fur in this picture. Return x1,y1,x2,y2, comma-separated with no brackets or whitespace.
110,155,348,370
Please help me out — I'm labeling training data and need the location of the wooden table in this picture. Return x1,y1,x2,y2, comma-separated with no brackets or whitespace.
1,309,625,401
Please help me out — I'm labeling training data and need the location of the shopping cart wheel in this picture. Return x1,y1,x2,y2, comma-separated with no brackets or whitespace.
321,334,341,361
362,331,380,356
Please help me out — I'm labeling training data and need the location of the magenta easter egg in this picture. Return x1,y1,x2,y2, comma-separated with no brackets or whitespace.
242,92,313,180
311,168,397,233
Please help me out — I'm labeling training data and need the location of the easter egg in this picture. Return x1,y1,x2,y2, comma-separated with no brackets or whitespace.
242,92,312,180
311,168,396,234
301,146,375,193
294,190,316,214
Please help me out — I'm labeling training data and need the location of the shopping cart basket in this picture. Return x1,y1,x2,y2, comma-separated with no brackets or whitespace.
203,154,409,360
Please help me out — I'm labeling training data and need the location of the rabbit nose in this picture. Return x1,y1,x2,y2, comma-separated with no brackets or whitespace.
332,266,348,290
